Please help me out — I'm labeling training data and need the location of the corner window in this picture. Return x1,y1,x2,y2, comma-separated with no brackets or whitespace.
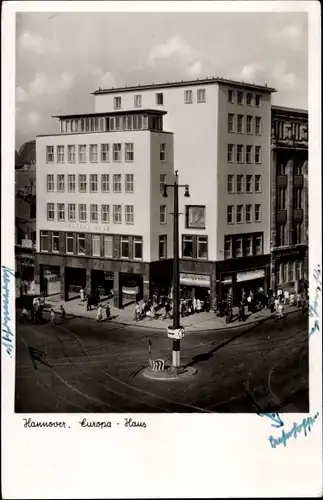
228,89,234,103
227,205,234,224
197,236,208,259
159,235,167,259
197,89,206,103
186,206,206,229
156,93,164,106
160,143,166,161
125,143,134,162
182,235,193,258
46,146,54,163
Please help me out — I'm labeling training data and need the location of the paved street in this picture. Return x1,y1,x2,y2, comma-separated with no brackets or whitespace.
15,310,308,413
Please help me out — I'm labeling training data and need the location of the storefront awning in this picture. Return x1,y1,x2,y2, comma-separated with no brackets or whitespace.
180,273,210,288
236,269,265,282
122,286,139,295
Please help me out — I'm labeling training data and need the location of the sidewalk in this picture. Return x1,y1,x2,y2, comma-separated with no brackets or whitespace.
43,296,300,332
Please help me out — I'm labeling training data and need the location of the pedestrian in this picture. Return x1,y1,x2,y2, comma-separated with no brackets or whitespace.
204,298,210,313
192,296,197,314
274,296,280,313
60,304,66,319
105,303,111,320
21,307,29,323
149,304,155,320
164,300,171,319
213,296,218,314
247,294,252,312
80,287,84,302
278,302,284,319
50,309,55,327
196,298,202,313
86,297,91,311
96,305,103,322
135,302,141,321
238,301,246,322
277,287,283,303
24,282,28,295
284,289,289,305
296,292,301,308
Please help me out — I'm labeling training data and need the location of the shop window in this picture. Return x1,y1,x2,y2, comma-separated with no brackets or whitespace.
182,235,193,258
77,234,85,255
186,206,206,229
133,237,143,260
92,235,100,257
234,238,243,258
66,233,74,254
224,236,232,259
51,232,59,253
243,236,253,256
104,236,113,258
197,236,208,259
255,235,263,255
159,235,167,259
40,230,49,252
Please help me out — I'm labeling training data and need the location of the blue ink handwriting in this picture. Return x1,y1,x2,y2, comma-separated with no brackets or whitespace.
309,265,321,337
269,412,319,448
1,266,15,357
258,412,284,428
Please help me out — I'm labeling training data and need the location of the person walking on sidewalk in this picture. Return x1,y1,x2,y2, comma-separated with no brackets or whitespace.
196,298,202,313
135,302,141,321
164,300,171,320
80,287,85,302
50,309,56,327
60,304,66,320
284,289,289,305
274,296,280,314
247,294,252,312
296,292,302,308
105,303,111,320
96,305,103,322
238,301,246,322
193,297,197,314
278,302,284,319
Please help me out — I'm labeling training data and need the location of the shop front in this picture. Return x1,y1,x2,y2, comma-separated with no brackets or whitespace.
120,273,143,307
179,272,211,302
91,269,114,298
271,246,308,294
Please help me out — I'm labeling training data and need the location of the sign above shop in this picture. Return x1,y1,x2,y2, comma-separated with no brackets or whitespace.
104,271,114,280
221,275,233,284
180,273,210,287
66,223,111,232
237,269,265,282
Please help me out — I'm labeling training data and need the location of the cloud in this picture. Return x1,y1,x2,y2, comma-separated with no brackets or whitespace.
16,86,30,103
185,60,203,78
23,71,76,101
265,24,303,48
240,63,265,81
147,35,198,66
28,111,41,125
18,31,49,55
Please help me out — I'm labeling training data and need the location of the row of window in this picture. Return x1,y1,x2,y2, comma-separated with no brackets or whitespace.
228,114,262,135
224,233,263,259
228,144,262,164
227,174,262,194
277,162,304,176
228,90,262,107
47,173,135,193
46,202,168,225
272,120,308,142
277,187,303,210
227,204,262,224
60,114,163,134
113,89,206,110
276,222,303,246
277,260,303,284
40,231,144,260
46,143,167,163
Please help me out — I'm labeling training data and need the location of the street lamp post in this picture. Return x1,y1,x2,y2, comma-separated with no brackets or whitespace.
163,170,190,368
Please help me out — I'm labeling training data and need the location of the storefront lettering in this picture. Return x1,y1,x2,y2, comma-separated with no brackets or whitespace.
180,273,209,282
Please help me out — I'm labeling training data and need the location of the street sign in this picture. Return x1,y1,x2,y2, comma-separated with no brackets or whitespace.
167,327,185,340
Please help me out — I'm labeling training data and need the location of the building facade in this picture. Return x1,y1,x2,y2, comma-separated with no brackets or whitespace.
93,78,275,305
35,109,175,307
270,105,308,294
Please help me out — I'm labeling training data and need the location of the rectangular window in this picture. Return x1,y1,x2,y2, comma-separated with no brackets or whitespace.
134,95,142,108
255,235,263,254
237,174,244,193
57,145,64,163
227,144,234,163
78,145,86,163
79,204,87,222
125,205,134,224
125,174,134,193
90,204,98,223
288,262,295,283
246,174,253,193
184,90,193,104
90,174,98,192
294,188,302,209
237,91,244,104
186,206,206,229
160,205,167,224
197,236,208,259
277,223,286,246
160,174,166,193
114,96,121,109
47,203,55,220
246,204,252,222
113,205,122,224
224,236,232,259
68,145,76,163
104,235,113,258
228,89,234,103
57,203,65,221
294,223,302,244
133,237,143,260
68,203,76,221
101,144,110,162
255,117,262,135
277,188,286,210
197,89,206,103
228,113,235,132
113,143,122,162
46,146,54,163
127,116,133,130
57,174,65,192
227,205,234,224
79,174,87,193
156,93,164,105
295,261,302,280
89,144,98,163
255,145,261,163
159,235,167,259
243,236,253,256
99,204,109,223
237,145,244,163
237,114,244,133
246,115,253,134
160,143,166,161
255,204,261,222
227,175,234,193
52,231,59,253
182,235,193,258
47,174,54,192
120,237,130,259
236,205,243,223
101,174,109,192
235,238,243,258
92,235,101,257
246,145,252,164
40,230,49,251
68,174,75,192
255,94,261,107
246,93,253,105
113,174,122,192
125,143,134,162
66,232,74,253
255,175,261,193
77,233,85,255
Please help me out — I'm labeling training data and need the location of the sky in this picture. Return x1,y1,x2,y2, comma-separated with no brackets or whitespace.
15,11,308,149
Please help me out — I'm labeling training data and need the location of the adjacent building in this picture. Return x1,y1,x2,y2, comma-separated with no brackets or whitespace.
270,105,308,294
35,109,174,307
93,78,276,305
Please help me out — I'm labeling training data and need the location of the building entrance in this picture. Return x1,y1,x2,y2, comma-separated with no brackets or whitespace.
120,273,143,307
65,267,86,301
91,270,114,299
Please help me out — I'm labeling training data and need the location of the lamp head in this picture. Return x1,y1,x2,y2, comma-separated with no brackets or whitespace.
184,185,190,197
